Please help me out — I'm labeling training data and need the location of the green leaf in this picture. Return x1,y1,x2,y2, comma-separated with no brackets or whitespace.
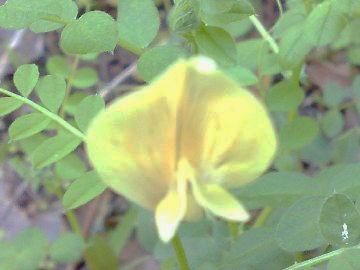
320,109,344,138
301,136,332,166
169,0,200,34
72,68,98,89
304,0,348,47
2,228,48,270
29,0,78,33
265,80,304,112
276,196,327,252
55,153,86,180
62,171,107,210
30,132,81,168
223,65,258,86
117,0,160,52
36,75,66,113
74,95,105,132
199,0,235,14
0,97,23,117
236,172,319,209
221,228,293,270
60,11,119,55
348,46,360,65
323,82,348,108
200,0,254,27
9,113,51,141
13,64,39,97
137,45,188,82
46,55,70,78
279,24,312,69
84,236,118,270
328,248,360,270
331,130,360,164
279,116,319,151
320,193,360,247
194,26,237,66
49,233,85,263
64,92,88,115
315,164,360,200
0,0,76,30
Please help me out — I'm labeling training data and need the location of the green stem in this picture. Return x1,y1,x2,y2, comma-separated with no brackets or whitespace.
59,56,80,117
253,207,272,227
0,88,86,141
228,221,239,241
171,234,191,270
283,247,347,270
53,187,83,236
65,210,83,236
275,0,284,16
249,15,279,54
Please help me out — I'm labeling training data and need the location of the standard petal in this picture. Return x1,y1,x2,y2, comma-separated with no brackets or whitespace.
86,88,176,210
177,58,277,187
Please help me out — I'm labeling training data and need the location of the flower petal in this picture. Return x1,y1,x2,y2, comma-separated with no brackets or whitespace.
155,178,187,242
176,58,277,187
86,88,176,209
191,179,250,222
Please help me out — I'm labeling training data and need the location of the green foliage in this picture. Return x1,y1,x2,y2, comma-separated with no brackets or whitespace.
60,11,119,54
117,0,160,53
0,97,23,116
30,132,81,168
36,75,66,113
276,196,327,252
9,113,51,141
62,171,107,210
74,95,105,132
13,64,39,97
0,0,77,31
1,0,360,269
137,45,188,82
49,233,85,263
0,228,48,270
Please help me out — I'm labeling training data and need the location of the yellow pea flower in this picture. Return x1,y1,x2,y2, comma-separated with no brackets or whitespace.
86,57,277,242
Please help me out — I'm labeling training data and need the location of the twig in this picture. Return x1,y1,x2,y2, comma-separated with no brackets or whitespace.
0,30,26,83
99,62,137,99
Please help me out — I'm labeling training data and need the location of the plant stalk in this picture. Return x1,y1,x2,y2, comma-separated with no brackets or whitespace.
0,88,86,141
171,234,191,270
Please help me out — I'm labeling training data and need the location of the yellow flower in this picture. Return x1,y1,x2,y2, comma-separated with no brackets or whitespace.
86,57,277,242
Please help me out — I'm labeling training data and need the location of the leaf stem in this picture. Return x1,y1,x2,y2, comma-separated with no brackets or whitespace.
275,0,284,16
249,15,279,54
171,234,191,270
283,247,347,270
253,207,272,227
0,88,86,141
228,221,239,241
59,55,80,117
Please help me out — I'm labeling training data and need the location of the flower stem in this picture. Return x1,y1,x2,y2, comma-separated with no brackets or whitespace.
253,207,272,227
228,221,239,241
0,88,86,141
249,15,279,54
171,234,191,270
